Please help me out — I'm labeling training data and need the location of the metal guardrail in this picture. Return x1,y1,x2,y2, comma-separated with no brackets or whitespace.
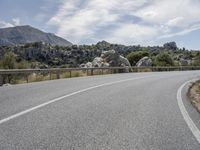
1,66,200,74
0,67,126,74
0,66,200,84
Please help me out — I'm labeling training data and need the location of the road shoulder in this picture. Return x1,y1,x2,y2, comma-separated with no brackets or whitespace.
179,80,200,143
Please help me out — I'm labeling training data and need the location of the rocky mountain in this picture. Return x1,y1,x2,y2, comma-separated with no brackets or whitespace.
0,25,72,46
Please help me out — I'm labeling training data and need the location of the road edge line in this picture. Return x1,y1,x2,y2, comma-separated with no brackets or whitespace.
177,79,200,143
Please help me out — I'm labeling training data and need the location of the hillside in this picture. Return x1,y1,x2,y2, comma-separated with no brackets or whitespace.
0,40,200,69
0,25,72,46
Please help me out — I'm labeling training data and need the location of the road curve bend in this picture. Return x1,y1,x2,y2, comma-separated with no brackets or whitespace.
0,71,200,150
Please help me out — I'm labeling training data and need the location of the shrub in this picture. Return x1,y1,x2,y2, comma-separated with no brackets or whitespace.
17,60,29,69
2,52,16,69
153,52,174,66
127,51,149,66
192,55,200,66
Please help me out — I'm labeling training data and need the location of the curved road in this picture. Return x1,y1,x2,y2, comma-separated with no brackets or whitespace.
0,71,200,149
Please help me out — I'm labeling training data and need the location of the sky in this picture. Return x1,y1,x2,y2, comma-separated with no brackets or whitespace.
0,0,200,50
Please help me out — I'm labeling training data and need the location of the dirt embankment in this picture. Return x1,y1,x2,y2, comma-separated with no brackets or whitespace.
188,80,200,112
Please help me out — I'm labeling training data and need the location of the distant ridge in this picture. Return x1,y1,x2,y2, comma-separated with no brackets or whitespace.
0,25,72,46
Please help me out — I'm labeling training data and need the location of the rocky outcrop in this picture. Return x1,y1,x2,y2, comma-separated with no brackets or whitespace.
92,57,103,67
175,54,190,66
180,58,189,66
80,62,93,68
136,57,152,67
101,50,131,67
80,50,131,69
163,42,177,50
96,41,111,49
119,55,131,67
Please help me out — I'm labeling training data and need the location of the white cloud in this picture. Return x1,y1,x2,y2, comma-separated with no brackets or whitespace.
48,0,148,43
0,18,23,28
135,0,200,27
48,0,200,44
105,24,159,45
12,18,21,26
167,17,184,27
0,17,24,29
0,20,13,28
159,24,200,39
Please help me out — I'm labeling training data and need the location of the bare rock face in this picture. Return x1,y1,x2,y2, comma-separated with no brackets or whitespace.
119,55,131,67
179,58,189,66
175,54,190,66
86,62,93,68
80,50,131,70
101,50,131,67
92,57,104,67
136,57,152,67
80,62,93,68
102,62,110,67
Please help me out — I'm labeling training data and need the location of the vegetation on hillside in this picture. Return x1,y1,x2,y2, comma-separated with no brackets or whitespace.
0,41,200,69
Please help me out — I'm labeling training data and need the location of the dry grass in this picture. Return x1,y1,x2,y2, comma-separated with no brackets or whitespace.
13,70,89,84
139,68,153,72
188,80,200,112
132,68,153,72
4,69,125,85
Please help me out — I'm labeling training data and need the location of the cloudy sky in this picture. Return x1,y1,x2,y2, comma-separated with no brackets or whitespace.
0,0,200,49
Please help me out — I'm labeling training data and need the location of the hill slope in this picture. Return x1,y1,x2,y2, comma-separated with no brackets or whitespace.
0,25,72,46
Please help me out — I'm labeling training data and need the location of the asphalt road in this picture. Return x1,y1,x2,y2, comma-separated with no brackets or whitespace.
0,71,200,150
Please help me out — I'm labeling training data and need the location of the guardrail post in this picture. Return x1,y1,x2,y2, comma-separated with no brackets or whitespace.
56,72,60,79
153,67,156,72
26,74,29,83
91,68,93,76
69,71,72,78
49,71,52,80
0,75,3,86
129,67,133,73
8,74,12,84
102,69,104,75
137,67,139,72
113,69,116,74
151,67,154,72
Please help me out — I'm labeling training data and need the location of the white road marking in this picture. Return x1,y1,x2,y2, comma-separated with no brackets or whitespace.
177,79,200,143
0,76,150,125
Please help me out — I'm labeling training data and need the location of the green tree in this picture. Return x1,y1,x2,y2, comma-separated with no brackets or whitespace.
127,51,149,66
2,52,16,69
1,52,17,84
